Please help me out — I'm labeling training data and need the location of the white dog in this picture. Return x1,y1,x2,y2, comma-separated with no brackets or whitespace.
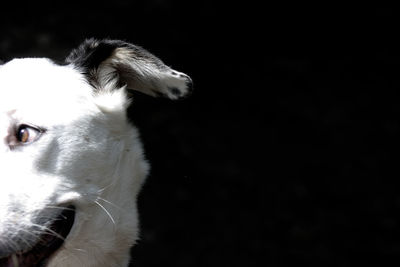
0,38,192,267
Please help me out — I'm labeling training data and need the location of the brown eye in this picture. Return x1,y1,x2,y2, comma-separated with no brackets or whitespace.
16,125,41,144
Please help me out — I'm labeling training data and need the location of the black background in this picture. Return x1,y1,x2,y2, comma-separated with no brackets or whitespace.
2,2,400,267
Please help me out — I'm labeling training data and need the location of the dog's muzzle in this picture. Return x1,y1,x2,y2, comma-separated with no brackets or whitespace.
0,206,75,267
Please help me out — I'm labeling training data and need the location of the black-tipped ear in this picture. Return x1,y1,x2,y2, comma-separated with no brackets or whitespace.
65,38,192,99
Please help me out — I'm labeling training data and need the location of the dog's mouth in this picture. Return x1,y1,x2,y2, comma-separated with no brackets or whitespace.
0,206,75,267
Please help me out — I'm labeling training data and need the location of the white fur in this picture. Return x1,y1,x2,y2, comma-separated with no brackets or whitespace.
0,58,149,266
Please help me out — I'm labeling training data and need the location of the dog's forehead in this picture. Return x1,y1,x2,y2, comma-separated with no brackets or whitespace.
0,58,95,126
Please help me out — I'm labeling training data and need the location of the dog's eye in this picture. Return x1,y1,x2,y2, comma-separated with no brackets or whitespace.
16,125,42,144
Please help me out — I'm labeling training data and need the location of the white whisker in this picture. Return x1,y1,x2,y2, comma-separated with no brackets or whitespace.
30,223,65,241
96,177,118,194
16,227,40,248
45,205,75,212
94,200,116,226
58,246,87,266
72,247,88,253
97,197,125,212
11,254,19,267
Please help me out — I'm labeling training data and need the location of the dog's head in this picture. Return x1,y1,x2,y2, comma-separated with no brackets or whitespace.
0,39,192,266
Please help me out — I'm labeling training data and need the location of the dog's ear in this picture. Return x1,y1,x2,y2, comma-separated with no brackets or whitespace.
65,38,192,99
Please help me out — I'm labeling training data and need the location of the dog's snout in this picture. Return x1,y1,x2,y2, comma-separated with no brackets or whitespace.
0,242,17,259
0,206,76,266
0,224,39,257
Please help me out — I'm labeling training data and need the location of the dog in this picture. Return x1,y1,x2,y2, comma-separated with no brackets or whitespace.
0,38,192,267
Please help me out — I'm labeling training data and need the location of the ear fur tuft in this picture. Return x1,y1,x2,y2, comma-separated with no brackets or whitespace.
66,38,192,99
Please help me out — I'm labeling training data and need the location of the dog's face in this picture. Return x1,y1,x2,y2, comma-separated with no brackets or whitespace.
0,39,191,267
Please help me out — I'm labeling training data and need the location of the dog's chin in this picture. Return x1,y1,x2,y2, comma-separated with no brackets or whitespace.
0,206,76,267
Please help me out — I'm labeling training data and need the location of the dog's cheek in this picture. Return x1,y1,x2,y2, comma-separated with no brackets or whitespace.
57,128,121,183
